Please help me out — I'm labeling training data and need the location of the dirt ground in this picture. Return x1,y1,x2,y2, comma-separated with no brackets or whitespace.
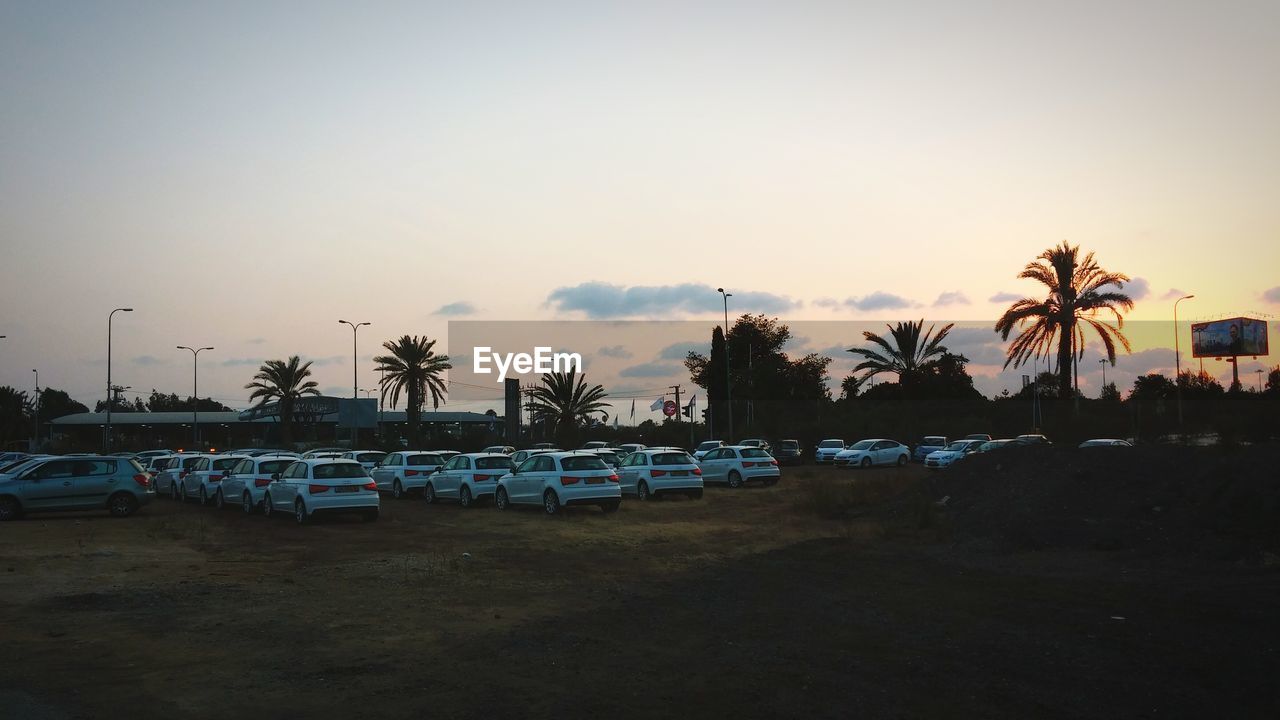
2,461,1278,719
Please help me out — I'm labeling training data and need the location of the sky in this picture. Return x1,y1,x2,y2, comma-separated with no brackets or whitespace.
1,0,1278,415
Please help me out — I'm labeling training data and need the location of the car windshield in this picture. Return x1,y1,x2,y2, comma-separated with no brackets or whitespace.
356,452,386,463
740,448,770,459
313,463,369,479
560,456,608,471
943,442,969,451
213,458,239,471
652,452,694,466
408,454,443,466
476,456,513,470
779,441,799,449
696,441,721,451
594,451,620,464
819,440,843,448
259,460,291,474
849,440,875,450
922,437,945,445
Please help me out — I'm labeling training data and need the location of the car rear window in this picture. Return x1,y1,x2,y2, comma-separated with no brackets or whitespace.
778,441,799,449
258,460,291,474
922,437,946,445
560,456,608,471
696,441,721,451
476,456,513,470
740,449,770,459
819,440,844,448
182,457,203,470
594,451,620,464
357,452,386,463
313,463,369,479
407,454,443,466
652,452,694,466
213,458,240,471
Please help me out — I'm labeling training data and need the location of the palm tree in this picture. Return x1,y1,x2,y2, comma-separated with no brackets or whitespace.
525,369,609,448
245,356,320,446
994,241,1133,396
847,320,955,388
374,335,451,445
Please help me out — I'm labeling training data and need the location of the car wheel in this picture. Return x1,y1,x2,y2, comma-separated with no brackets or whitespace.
294,500,308,525
637,480,650,501
495,487,509,511
214,489,225,509
424,484,436,504
861,457,872,469
392,480,404,499
600,501,619,514
199,487,208,506
170,482,180,501
0,496,24,521
897,454,907,467
362,509,379,522
459,485,473,508
242,492,255,515
262,493,274,518
727,470,743,489
107,492,138,518
543,490,560,516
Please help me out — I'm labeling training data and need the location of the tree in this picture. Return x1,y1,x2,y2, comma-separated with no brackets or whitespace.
847,320,955,391
994,242,1134,397
913,352,983,400
525,369,609,448
838,374,862,401
145,389,233,413
245,356,320,446
375,335,451,445
1266,365,1279,394
37,388,88,421
0,387,33,448
1099,382,1121,403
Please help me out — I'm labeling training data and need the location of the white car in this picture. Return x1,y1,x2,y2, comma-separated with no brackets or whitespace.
691,440,724,461
301,449,346,460
834,439,909,468
617,443,646,456
157,453,218,499
585,448,623,470
482,445,515,455
510,448,561,466
697,446,779,488
579,441,609,450
220,454,298,512
1079,439,1132,448
341,450,387,472
924,439,985,469
262,459,379,524
814,439,847,464
180,455,249,505
424,452,515,507
494,452,620,515
370,450,449,498
619,448,703,500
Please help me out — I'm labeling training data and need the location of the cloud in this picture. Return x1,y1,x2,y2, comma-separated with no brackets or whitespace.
597,345,633,359
222,357,265,367
433,301,478,316
619,361,683,378
988,292,1022,303
1099,276,1149,301
308,355,347,367
1263,287,1280,304
658,341,706,360
1160,288,1188,301
246,337,266,345
933,291,970,307
844,292,915,312
546,282,799,318
132,355,168,366
812,297,840,309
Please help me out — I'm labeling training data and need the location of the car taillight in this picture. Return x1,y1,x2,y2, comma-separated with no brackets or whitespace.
651,469,667,477
769,459,779,466
559,476,580,486
212,473,226,482
308,484,330,493
179,471,188,479
255,477,271,487
742,461,755,468
692,467,702,476
608,474,619,483
405,469,419,476
363,482,377,491
132,474,150,488
474,474,491,481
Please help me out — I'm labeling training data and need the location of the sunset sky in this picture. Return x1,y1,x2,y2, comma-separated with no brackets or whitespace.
1,1,1277,415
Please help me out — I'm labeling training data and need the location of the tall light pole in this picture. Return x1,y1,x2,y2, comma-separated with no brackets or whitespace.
106,307,133,452
32,369,39,450
1257,368,1265,393
1173,294,1194,426
1098,357,1107,392
177,346,214,447
339,320,371,448
716,288,733,442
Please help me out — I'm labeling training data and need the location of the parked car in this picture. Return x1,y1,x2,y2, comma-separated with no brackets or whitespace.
691,440,724,461
154,453,215,498
975,439,1025,453
617,443,646,456
697,446,779,488
834,440,910,468
0,455,55,477
494,452,620,515
262,459,379,524
301,450,345,460
924,439,986,469
424,452,515,507
771,439,803,466
482,445,515,455
584,448,623,469
0,452,30,466
510,448,561,466
1079,439,1132,448
1016,434,1051,445
579,441,609,450
814,439,847,464
619,448,703,500
0,456,153,520
911,436,948,463
142,454,177,478
370,451,448,498
133,449,172,462
737,438,771,452
531,442,557,450
963,434,992,442
342,450,387,472
180,454,250,505
220,454,298,513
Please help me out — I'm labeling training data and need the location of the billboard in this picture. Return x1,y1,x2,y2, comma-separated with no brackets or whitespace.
1190,317,1269,358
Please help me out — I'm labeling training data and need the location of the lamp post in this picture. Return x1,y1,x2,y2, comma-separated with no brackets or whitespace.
1098,357,1107,393
1257,368,1265,393
32,369,39,450
106,307,133,451
1173,294,1194,426
716,288,733,442
177,346,214,447
339,320,371,447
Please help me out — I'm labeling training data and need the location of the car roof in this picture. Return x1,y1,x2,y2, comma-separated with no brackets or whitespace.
458,452,514,459
296,458,362,466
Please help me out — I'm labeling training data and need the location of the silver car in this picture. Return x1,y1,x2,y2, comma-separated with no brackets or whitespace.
0,456,154,520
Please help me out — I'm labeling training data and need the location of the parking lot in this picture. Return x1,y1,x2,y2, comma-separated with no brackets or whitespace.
3,461,1278,719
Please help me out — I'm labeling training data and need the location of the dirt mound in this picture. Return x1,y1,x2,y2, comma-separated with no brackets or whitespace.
937,443,1280,559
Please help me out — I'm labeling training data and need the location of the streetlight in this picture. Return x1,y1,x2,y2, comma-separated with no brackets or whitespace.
716,288,733,442
32,369,39,450
339,320,371,447
1257,368,1265,393
360,388,375,398
1173,294,1194,426
106,307,133,451
177,346,214,447
1097,357,1107,392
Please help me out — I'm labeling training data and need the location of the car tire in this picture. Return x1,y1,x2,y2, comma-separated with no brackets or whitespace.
459,485,473,508
262,493,274,518
242,492,255,515
543,490,560,516
214,489,225,509
0,496,24,521
600,501,619,514
637,480,650,501
424,484,437,504
199,487,209,506
392,480,404,499
727,470,743,489
861,457,872,469
170,482,180,501
897,454,907,467
294,500,308,525
495,487,510,511
107,492,138,518
362,509,379,522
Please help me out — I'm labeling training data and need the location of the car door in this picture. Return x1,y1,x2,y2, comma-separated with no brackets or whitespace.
19,460,82,510
77,459,124,506
513,456,544,503
701,449,727,482
618,453,642,495
438,456,465,498
268,462,300,509
372,453,397,490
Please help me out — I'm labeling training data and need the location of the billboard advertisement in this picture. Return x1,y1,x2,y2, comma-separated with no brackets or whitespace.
1190,317,1270,358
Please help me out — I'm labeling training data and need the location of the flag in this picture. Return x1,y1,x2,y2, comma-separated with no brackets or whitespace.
630,398,635,422
650,397,663,412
